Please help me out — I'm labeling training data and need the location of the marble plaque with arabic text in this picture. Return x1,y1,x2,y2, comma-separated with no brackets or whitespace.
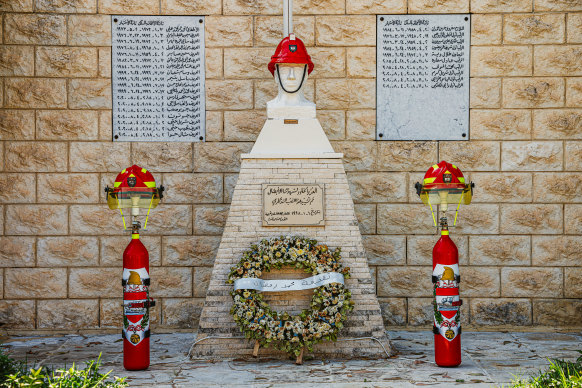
262,184,325,226
112,15,205,142
376,14,470,140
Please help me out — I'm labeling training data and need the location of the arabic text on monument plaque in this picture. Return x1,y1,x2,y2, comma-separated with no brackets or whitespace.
262,184,325,226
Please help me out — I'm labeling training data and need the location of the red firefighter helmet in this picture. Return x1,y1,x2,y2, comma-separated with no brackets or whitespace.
422,161,466,190
415,161,474,225
106,165,163,211
115,165,156,191
268,34,314,76
106,165,164,229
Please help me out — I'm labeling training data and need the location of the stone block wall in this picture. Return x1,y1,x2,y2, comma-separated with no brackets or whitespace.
0,0,581,333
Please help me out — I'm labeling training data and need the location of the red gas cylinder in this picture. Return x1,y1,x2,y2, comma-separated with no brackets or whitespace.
122,229,154,370
432,220,462,367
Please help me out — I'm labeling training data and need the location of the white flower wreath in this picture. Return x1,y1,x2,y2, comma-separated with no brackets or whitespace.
227,236,353,357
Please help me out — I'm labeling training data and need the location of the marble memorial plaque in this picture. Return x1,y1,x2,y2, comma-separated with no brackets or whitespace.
112,15,205,142
376,14,470,140
262,184,325,226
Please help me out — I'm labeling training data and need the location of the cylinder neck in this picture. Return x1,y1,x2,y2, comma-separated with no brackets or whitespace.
440,217,449,235
131,220,141,238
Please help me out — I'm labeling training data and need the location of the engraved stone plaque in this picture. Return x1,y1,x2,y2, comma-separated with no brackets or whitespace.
112,15,205,142
262,184,325,226
376,14,470,141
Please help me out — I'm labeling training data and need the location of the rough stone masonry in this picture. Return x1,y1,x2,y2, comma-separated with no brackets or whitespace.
0,0,581,334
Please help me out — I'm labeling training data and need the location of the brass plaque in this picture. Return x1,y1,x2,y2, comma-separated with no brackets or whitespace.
262,184,325,226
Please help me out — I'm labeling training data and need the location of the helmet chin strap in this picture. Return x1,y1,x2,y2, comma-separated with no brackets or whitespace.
276,64,307,94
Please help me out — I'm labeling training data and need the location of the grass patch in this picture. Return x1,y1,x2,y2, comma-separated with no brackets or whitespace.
0,346,127,387
508,351,582,388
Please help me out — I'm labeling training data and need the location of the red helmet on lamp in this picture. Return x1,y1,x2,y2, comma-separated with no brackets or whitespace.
415,161,474,225
114,165,157,191
268,34,314,76
106,165,164,229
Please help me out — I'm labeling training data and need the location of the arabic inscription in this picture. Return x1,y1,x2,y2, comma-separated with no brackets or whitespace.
262,184,325,226
376,14,470,140
112,15,205,142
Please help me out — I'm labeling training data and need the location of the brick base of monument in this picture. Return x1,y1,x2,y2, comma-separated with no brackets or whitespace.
191,155,394,359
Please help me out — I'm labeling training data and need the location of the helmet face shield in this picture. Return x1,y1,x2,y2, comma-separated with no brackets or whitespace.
106,187,161,210
419,185,472,208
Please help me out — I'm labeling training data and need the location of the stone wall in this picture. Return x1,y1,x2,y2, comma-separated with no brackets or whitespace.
0,0,581,333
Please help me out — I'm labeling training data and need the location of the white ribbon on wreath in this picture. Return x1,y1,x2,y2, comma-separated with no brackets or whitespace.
234,272,345,292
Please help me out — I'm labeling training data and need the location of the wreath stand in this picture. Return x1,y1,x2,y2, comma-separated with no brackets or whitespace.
227,237,354,364
253,341,303,364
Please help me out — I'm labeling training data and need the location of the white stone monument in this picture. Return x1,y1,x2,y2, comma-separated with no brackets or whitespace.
191,1,393,359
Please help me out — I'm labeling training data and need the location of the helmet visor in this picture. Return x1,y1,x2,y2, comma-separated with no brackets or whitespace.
106,187,161,210
419,184,472,207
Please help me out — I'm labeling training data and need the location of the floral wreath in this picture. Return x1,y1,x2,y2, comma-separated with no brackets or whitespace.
227,236,353,357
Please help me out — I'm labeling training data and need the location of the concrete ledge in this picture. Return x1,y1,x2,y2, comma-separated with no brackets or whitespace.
190,334,395,359
241,153,344,159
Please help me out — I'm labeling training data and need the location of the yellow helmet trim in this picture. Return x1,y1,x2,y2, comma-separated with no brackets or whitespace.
144,181,156,188
424,177,436,184
458,177,465,183
141,168,147,173
114,182,121,187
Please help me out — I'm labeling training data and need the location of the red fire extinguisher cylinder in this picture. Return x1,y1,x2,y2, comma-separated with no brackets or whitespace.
432,220,462,367
122,225,155,371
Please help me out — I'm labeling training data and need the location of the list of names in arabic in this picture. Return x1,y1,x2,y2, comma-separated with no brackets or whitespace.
380,18,466,89
112,16,205,142
376,15,469,140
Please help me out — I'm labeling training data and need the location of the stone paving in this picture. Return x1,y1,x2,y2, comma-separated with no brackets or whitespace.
2,330,581,387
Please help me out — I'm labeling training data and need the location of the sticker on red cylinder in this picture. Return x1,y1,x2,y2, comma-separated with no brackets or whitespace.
123,268,149,293
435,294,460,310
123,267,150,346
433,264,459,288
434,309,460,341
123,304,149,345
433,263,460,341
